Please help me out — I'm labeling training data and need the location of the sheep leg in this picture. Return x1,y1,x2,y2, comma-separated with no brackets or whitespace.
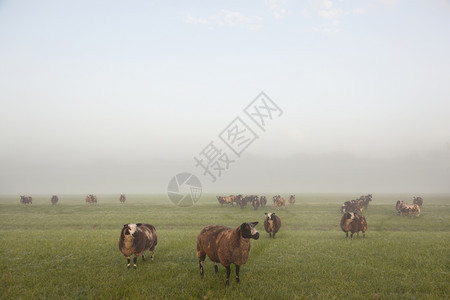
269,232,272,239
214,263,218,273
199,260,204,277
150,250,155,261
273,232,276,239
126,257,131,269
225,266,231,286
235,265,240,284
142,254,146,261
133,256,138,269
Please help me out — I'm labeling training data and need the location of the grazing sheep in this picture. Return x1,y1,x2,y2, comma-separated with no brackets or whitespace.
20,196,32,205
119,194,126,204
396,200,420,216
197,222,259,286
340,199,363,214
119,223,158,269
340,212,367,239
264,212,281,238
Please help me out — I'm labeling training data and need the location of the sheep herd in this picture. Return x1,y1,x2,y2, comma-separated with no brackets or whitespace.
216,194,295,210
15,192,424,285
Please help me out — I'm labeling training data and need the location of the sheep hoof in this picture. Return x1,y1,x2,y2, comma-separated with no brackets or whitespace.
127,265,130,269
236,277,240,284
133,265,137,269
214,265,218,273
225,280,229,286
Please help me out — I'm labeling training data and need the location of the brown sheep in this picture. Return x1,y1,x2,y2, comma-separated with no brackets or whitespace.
264,212,281,238
289,195,296,205
413,196,423,207
260,196,267,207
397,200,420,216
50,195,58,205
340,212,367,239
119,223,158,269
273,195,286,210
197,222,259,286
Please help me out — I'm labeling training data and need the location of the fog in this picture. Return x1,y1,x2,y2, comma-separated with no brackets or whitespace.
1,1,449,195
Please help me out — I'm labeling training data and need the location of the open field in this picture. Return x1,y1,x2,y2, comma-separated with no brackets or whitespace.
0,194,449,299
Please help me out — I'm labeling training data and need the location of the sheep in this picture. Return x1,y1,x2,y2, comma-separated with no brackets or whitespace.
252,196,260,210
119,223,157,269
413,196,423,207
396,200,420,216
50,195,58,205
197,222,259,286
264,212,281,239
260,196,267,207
340,212,367,239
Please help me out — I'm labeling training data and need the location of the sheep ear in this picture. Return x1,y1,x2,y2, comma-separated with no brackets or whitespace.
264,212,267,215
136,223,142,227
251,221,258,226
123,224,128,228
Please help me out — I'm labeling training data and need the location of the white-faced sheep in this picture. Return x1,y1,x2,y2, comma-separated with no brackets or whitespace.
119,223,158,269
264,212,281,238
197,222,259,286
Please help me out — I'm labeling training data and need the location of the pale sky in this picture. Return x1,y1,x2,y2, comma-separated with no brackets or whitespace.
0,0,449,195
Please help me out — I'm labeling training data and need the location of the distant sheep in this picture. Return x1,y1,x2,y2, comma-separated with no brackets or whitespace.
264,212,281,238
340,212,367,239
85,194,97,204
289,195,296,205
20,195,32,205
252,196,260,210
396,200,420,216
273,195,286,210
119,223,158,269
119,194,126,204
197,222,259,286
413,196,423,207
260,196,267,207
340,199,363,214
50,195,58,205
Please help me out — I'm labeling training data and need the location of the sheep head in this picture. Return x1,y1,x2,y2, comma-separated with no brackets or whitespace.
240,222,259,240
123,224,138,238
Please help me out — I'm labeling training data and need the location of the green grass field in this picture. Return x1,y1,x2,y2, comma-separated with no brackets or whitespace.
0,194,449,299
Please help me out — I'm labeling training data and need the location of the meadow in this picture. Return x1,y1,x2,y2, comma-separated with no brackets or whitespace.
0,194,448,299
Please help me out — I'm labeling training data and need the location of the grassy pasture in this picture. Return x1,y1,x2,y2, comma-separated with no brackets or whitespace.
0,194,449,299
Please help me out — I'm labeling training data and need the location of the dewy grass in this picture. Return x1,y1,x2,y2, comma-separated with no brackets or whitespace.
0,194,449,299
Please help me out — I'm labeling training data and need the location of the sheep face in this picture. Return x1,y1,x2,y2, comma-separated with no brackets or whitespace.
123,224,138,237
241,222,259,240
